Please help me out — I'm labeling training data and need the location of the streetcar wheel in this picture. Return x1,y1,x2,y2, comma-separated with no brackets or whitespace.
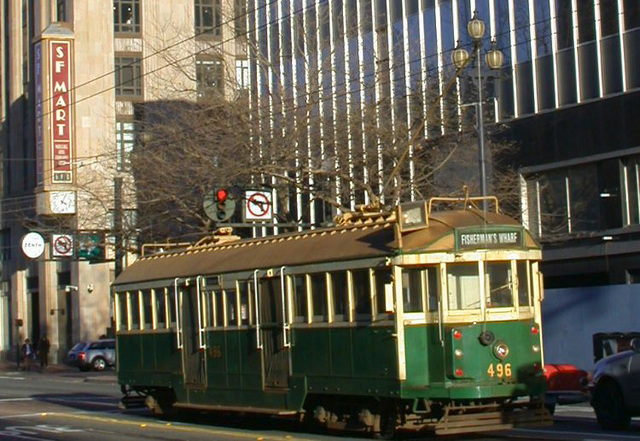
593,381,630,430
375,407,397,440
92,357,107,371
545,402,556,416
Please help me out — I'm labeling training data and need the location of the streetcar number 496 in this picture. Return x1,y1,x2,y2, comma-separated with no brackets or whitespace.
487,363,512,378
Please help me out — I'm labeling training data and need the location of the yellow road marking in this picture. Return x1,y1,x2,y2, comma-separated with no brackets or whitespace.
39,412,319,441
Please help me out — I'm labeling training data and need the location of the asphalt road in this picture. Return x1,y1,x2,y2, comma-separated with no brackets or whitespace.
0,363,639,440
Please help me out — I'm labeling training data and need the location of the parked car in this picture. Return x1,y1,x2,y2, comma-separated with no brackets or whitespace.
543,363,589,414
67,339,116,372
589,337,640,430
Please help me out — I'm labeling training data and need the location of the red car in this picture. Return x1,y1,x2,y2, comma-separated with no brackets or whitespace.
544,363,589,414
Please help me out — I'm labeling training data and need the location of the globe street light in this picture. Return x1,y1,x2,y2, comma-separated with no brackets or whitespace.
451,11,503,201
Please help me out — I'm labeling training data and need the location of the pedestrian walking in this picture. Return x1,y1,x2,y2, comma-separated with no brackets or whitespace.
38,336,50,368
21,338,34,371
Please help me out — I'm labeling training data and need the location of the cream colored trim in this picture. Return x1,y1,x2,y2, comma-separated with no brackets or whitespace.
393,264,406,380
396,249,542,266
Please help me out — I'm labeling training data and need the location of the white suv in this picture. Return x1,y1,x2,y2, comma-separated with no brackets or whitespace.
590,338,640,430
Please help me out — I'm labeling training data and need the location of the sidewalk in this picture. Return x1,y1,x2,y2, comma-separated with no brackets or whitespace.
0,359,117,383
0,358,73,373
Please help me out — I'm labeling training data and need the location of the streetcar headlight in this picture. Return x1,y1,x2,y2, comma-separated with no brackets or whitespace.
454,349,463,359
532,344,540,353
493,342,509,360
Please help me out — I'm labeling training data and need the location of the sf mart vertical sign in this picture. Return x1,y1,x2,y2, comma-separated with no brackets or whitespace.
35,35,75,186
49,40,74,184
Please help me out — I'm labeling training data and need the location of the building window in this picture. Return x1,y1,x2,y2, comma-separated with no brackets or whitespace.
114,0,141,34
0,230,10,261
235,59,249,90
116,120,135,171
115,55,143,98
624,0,640,30
56,0,67,22
195,0,222,37
234,0,247,37
196,57,224,99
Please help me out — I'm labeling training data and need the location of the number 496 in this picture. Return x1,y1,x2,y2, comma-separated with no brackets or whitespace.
487,363,512,378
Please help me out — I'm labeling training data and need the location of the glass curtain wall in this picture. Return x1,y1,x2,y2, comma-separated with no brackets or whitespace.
247,0,636,228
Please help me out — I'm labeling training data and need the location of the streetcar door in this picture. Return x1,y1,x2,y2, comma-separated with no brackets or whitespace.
180,278,206,387
257,269,290,390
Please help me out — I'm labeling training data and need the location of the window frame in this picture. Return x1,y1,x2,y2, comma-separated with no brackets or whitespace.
237,280,253,326
351,268,373,321
329,270,349,323
290,273,310,324
401,267,426,315
141,289,153,330
196,56,225,99
374,268,393,320
115,53,143,99
116,119,135,171
114,0,141,34
128,290,142,330
309,272,328,323
195,0,222,38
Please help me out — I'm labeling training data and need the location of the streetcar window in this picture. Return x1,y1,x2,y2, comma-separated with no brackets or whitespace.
310,273,328,322
203,291,213,327
214,291,224,327
374,269,393,317
426,267,439,312
330,271,348,322
226,289,238,326
168,288,177,328
352,269,372,320
142,289,153,329
447,263,481,310
402,268,423,313
117,292,127,330
485,262,514,308
130,291,141,329
292,274,308,323
517,262,531,307
155,288,167,329
238,281,252,325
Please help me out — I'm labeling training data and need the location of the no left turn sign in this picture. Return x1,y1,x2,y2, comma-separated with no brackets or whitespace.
52,234,74,257
245,190,272,221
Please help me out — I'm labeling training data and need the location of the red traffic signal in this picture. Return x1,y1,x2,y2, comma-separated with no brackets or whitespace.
216,188,228,203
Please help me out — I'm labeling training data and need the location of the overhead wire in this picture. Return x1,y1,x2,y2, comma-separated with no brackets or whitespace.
0,3,621,217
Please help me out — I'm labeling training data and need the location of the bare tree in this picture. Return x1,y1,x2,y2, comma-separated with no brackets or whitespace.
56,5,524,253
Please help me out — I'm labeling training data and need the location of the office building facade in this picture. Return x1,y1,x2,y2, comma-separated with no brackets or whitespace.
246,0,640,285
0,0,245,361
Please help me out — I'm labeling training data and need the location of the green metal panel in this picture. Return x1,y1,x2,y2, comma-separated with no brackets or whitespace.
224,331,242,375
401,321,545,400
328,328,352,376
118,332,181,388
291,328,331,375
403,326,429,386
351,324,397,378
404,324,447,391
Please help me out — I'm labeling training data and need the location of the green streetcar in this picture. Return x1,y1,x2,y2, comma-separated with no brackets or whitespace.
112,196,552,437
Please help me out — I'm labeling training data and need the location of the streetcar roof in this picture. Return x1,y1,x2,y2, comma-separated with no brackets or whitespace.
113,209,536,286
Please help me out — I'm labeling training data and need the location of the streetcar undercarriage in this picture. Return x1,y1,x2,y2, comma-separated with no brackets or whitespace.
121,385,552,438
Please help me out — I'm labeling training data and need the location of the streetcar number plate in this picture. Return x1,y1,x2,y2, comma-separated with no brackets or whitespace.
487,363,512,378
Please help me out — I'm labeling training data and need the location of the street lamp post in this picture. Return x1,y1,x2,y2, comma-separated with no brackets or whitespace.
452,11,504,201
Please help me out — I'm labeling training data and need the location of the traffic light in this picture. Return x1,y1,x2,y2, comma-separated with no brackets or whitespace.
214,188,236,222
203,187,239,223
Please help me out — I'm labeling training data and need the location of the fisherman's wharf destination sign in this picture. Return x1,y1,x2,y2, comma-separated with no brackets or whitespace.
455,227,524,250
